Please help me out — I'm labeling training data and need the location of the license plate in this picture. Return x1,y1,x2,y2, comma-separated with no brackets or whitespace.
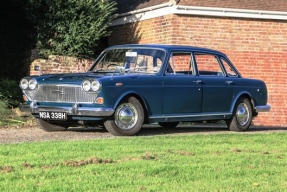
39,111,67,120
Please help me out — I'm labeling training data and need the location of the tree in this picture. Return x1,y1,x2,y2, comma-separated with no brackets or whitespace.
27,0,117,58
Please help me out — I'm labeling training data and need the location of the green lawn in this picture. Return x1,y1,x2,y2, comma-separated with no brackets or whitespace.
1,132,286,191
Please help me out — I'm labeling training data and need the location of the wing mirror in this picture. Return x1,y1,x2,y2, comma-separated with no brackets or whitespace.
34,65,42,76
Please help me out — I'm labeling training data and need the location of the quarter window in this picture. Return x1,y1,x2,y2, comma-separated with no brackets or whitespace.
221,58,238,77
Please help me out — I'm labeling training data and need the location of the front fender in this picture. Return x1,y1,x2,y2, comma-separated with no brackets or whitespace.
112,90,149,113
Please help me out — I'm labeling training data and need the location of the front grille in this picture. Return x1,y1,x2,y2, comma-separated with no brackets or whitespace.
25,85,97,103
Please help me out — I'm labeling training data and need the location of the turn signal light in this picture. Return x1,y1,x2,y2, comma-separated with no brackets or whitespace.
22,95,28,101
96,97,104,104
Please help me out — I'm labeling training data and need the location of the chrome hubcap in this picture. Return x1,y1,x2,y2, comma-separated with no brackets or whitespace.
236,103,250,126
115,103,138,130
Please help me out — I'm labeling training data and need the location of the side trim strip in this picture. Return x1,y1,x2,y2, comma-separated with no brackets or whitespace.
149,113,232,119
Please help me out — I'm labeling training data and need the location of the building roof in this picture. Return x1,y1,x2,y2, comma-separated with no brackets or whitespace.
115,0,287,14
115,0,168,14
179,0,287,12
111,0,287,26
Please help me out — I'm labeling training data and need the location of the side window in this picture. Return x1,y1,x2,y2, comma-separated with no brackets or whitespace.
167,52,194,75
194,53,224,76
220,58,238,77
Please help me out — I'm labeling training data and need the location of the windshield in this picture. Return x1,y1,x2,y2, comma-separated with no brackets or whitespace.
91,48,165,74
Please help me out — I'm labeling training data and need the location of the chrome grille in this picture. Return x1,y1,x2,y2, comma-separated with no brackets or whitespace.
25,85,97,103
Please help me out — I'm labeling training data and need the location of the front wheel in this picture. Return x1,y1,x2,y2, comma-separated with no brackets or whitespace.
104,97,144,136
227,97,252,132
36,119,68,132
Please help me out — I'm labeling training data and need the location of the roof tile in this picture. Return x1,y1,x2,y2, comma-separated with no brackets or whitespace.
179,0,287,12
116,0,169,14
115,0,287,13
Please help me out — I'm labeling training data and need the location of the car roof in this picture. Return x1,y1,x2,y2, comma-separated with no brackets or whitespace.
107,44,226,56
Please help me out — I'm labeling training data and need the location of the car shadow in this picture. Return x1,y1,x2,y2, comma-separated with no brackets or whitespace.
138,125,287,136
68,126,107,133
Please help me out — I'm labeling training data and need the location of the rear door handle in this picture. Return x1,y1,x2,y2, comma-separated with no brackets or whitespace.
225,81,234,85
193,80,202,84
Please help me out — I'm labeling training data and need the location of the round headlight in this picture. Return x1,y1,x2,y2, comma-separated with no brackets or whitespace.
91,80,101,91
20,78,29,89
82,80,91,91
28,79,38,90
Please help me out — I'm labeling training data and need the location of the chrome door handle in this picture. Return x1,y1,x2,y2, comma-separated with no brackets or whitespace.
193,80,202,84
225,81,234,85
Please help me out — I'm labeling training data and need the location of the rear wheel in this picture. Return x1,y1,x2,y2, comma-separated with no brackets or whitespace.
36,119,68,132
104,96,144,136
158,122,179,128
227,97,252,132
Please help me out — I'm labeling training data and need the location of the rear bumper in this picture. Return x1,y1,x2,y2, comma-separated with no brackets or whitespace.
20,101,114,117
255,104,271,112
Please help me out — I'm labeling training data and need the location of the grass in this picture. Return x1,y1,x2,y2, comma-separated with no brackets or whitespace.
0,133,287,191
0,104,35,128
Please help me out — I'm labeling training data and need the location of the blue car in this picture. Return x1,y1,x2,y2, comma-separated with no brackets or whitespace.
19,44,271,136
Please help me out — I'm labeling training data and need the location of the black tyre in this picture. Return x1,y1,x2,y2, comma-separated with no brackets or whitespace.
36,119,68,132
158,122,179,128
227,97,252,132
104,97,144,136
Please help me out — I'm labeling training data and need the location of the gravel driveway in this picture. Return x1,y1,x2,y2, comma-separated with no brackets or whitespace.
1,124,286,144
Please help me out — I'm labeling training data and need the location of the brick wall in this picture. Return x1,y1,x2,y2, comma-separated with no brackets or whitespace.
109,15,287,127
109,15,174,45
30,55,94,76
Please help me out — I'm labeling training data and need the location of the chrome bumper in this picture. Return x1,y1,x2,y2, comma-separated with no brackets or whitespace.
20,101,114,117
19,103,31,113
255,104,271,112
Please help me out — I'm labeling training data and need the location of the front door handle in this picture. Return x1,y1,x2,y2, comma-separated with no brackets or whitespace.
225,81,234,85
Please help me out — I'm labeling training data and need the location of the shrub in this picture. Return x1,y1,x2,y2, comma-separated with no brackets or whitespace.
0,95,13,126
0,96,10,117
0,78,23,107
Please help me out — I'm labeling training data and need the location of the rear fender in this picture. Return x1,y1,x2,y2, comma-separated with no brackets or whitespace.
230,91,254,113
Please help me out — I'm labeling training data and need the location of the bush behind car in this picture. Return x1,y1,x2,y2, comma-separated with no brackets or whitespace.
0,78,23,107
0,78,27,126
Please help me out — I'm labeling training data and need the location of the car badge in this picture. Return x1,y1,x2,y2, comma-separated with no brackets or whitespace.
52,90,64,94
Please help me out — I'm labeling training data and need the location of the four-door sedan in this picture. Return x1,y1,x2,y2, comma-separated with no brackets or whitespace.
19,44,271,136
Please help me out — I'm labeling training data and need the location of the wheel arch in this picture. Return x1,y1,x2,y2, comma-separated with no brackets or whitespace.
231,92,256,115
113,92,149,123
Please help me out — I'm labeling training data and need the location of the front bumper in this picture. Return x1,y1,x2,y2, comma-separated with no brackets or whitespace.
19,103,31,113
19,101,114,117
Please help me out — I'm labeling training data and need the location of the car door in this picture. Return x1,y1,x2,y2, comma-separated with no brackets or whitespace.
200,76,234,112
194,53,234,113
162,52,202,114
